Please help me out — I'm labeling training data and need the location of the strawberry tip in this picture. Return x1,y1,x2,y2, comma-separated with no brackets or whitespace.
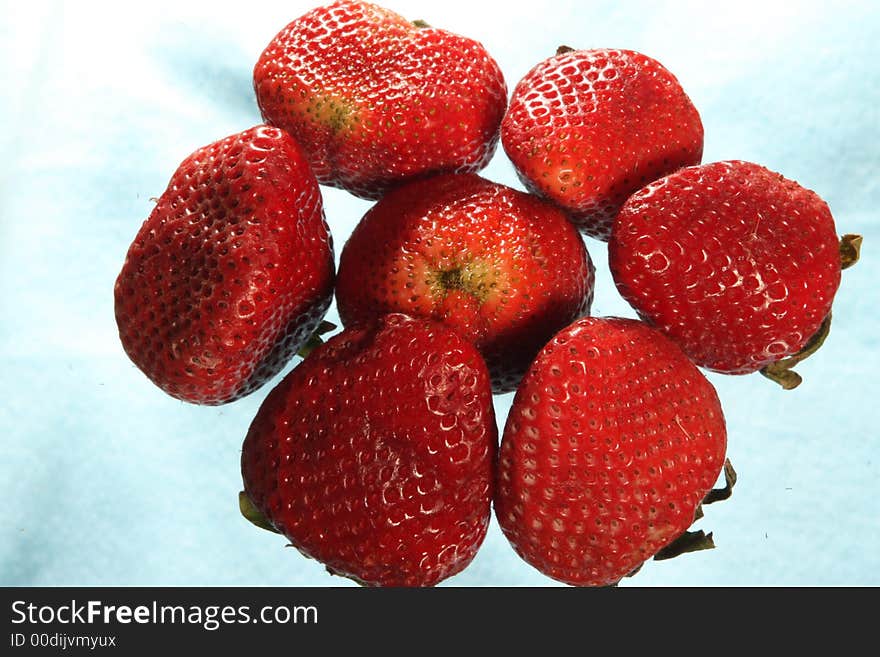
840,233,862,270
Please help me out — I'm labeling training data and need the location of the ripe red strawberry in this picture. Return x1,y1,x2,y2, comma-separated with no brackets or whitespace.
495,316,728,587
253,0,507,200
114,125,335,405
609,160,845,382
501,47,703,241
334,173,595,393
240,313,497,587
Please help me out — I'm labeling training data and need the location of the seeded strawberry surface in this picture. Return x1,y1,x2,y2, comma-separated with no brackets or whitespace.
609,160,841,375
502,48,703,240
241,314,497,587
114,125,335,405
335,173,595,392
254,0,507,199
495,317,727,587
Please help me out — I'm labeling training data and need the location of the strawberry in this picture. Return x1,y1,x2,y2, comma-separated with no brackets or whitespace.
114,125,335,405
494,316,728,587
334,173,595,393
253,0,507,200
609,160,853,385
240,313,497,587
501,47,704,241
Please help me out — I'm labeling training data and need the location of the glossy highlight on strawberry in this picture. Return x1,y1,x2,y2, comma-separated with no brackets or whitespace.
502,47,703,240
335,173,595,392
609,160,842,376
254,0,507,199
241,313,497,587
114,125,335,405
495,317,728,587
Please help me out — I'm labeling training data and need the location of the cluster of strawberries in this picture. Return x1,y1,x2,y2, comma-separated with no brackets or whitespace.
114,0,859,586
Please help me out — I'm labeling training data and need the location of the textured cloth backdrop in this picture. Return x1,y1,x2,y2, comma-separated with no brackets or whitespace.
1,0,877,585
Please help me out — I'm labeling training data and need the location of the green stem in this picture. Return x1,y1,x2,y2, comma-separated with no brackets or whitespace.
296,320,337,359
840,234,862,270
703,459,737,505
760,313,832,390
654,530,715,561
238,491,279,534
759,234,862,389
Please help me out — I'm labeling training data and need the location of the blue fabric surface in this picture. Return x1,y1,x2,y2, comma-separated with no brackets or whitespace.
1,0,878,586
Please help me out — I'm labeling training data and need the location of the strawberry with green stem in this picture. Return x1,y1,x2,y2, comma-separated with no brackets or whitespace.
502,46,703,240
495,317,728,587
609,160,862,387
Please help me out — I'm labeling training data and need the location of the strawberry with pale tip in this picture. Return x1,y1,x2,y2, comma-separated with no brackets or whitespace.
254,0,507,199
334,172,596,393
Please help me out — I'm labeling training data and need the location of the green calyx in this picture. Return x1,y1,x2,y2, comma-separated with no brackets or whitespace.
653,530,716,561
296,320,337,359
760,233,863,390
840,233,862,270
703,459,738,506
760,313,832,390
238,491,280,534
622,459,737,578
652,459,737,561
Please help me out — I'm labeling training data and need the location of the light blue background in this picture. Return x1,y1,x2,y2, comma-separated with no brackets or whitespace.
2,0,877,586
